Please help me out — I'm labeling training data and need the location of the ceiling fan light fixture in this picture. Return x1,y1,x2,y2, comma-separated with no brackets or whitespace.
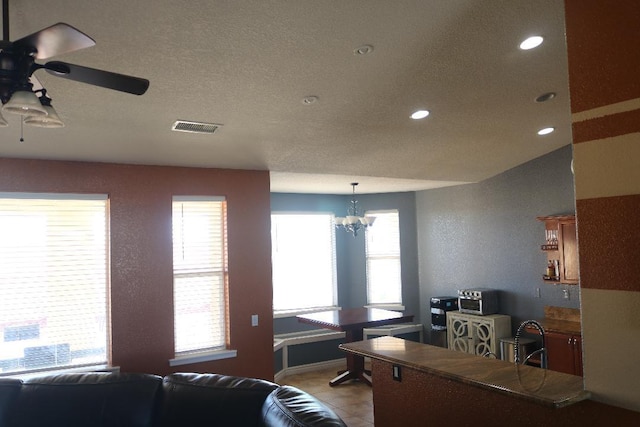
2,90,48,117
0,111,8,127
24,105,64,128
24,91,64,128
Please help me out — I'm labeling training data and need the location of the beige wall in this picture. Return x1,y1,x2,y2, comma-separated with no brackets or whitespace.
565,0,640,411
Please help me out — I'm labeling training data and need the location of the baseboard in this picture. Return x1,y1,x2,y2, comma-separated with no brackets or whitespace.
274,358,345,383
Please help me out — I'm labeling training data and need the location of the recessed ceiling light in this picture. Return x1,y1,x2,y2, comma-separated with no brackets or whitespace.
535,92,556,103
519,36,544,50
411,110,430,120
302,96,319,105
537,127,555,136
354,45,374,55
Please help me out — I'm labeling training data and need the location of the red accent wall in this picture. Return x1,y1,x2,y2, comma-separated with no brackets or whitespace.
0,158,274,380
565,0,640,113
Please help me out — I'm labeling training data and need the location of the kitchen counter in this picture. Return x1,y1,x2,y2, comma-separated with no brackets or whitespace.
535,306,581,335
535,318,582,335
340,336,590,408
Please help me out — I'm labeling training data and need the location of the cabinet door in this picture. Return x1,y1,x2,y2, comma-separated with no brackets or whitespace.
448,315,472,353
471,319,494,356
546,331,577,375
573,335,583,376
560,220,579,283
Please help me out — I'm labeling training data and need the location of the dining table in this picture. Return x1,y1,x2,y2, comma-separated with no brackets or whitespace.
297,307,414,386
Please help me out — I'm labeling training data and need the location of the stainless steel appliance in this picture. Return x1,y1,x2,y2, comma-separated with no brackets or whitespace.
429,296,458,348
430,296,458,330
457,288,499,315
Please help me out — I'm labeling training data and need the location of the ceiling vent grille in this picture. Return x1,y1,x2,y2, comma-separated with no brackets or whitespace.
171,120,222,134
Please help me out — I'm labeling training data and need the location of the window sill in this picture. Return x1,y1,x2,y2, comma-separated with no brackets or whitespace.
2,364,119,380
365,304,405,311
169,349,237,367
274,306,341,319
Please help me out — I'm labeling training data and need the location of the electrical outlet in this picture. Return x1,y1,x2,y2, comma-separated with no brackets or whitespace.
563,289,570,300
535,287,541,298
392,365,402,382
251,314,259,326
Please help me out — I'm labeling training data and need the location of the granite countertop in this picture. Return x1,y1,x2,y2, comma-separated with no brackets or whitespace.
537,306,582,335
340,336,590,408
536,318,582,335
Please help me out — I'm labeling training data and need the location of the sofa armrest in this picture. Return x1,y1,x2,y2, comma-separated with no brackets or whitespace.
261,385,347,426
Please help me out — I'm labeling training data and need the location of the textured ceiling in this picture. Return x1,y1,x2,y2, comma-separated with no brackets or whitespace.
0,0,572,194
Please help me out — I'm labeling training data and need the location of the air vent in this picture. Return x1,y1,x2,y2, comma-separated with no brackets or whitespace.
172,120,222,134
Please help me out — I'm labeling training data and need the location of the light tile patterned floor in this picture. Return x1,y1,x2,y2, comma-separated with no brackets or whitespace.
280,366,374,426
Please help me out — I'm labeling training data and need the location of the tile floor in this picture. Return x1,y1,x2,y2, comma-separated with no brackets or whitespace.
280,366,374,427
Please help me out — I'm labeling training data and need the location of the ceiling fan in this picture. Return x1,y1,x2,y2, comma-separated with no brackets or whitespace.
0,0,149,128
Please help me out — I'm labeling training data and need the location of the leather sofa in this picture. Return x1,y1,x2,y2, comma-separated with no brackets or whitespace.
0,371,347,426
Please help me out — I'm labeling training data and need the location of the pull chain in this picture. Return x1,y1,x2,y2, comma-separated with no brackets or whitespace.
20,116,24,143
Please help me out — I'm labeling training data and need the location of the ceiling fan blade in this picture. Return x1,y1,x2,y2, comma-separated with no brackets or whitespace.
13,23,95,59
44,61,149,95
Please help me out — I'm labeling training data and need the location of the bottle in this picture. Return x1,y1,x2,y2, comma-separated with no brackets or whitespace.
546,260,555,277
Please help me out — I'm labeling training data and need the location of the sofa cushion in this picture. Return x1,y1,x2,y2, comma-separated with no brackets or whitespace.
0,379,22,426
160,372,279,426
7,372,162,427
261,385,347,427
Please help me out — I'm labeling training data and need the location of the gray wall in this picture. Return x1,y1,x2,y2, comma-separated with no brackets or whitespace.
271,192,420,335
416,144,578,336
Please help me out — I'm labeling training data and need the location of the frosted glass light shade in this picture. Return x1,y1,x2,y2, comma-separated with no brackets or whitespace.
24,105,64,128
0,110,8,127
362,216,376,226
2,90,48,116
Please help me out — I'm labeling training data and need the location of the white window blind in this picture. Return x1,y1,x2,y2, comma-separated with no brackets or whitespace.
365,210,402,305
0,193,108,375
172,197,228,354
271,213,337,313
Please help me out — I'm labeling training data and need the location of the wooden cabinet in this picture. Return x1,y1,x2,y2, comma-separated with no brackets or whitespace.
537,215,579,285
546,331,583,376
447,312,511,357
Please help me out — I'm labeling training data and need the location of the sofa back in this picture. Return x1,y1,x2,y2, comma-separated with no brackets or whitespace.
0,378,22,426
5,372,162,427
0,371,346,427
159,373,279,426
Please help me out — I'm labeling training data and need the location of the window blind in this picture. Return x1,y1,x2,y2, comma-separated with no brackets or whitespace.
0,193,108,375
172,197,227,354
365,210,402,305
271,213,337,312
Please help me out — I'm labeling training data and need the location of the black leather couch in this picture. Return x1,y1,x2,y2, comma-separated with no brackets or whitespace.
0,372,347,426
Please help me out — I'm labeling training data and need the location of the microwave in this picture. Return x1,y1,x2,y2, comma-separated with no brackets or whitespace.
457,288,499,315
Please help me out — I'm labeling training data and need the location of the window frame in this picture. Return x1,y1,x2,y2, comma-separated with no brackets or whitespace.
271,211,338,316
0,192,110,377
364,209,403,309
169,196,236,366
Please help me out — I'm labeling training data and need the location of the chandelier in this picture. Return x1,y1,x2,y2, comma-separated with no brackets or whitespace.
335,183,376,237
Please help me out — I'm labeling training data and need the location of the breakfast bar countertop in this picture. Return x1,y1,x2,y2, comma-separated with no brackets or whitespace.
340,336,590,408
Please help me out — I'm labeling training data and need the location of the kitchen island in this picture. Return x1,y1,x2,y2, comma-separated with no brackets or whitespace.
340,336,639,426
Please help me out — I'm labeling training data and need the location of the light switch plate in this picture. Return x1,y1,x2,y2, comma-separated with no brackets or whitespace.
251,314,259,326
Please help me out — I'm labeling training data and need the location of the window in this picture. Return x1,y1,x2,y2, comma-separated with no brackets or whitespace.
172,197,228,355
271,213,337,313
365,210,402,305
0,193,109,375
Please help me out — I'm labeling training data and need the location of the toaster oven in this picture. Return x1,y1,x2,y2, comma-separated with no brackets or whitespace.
457,288,499,315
